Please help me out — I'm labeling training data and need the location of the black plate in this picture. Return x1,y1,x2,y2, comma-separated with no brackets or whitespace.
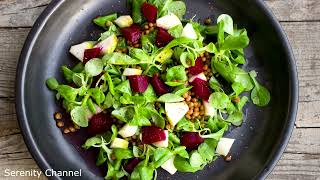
16,0,298,179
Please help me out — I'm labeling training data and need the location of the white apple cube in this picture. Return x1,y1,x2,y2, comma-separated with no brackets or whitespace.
156,13,182,30
95,34,118,55
118,124,138,138
165,102,189,127
203,101,216,117
114,15,133,28
110,138,129,149
181,23,198,40
161,156,177,175
69,41,95,61
215,138,235,156
123,68,143,76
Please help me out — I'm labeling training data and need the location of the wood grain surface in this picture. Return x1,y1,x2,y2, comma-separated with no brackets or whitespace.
0,0,319,179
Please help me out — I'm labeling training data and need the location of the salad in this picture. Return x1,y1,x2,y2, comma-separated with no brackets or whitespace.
46,0,271,179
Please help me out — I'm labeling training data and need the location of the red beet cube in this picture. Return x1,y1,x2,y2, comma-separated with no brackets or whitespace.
188,57,204,75
141,2,158,23
180,132,204,150
128,75,149,93
121,25,142,44
190,78,211,101
151,73,169,95
155,28,174,47
141,126,166,144
83,47,102,64
124,158,141,173
88,112,113,135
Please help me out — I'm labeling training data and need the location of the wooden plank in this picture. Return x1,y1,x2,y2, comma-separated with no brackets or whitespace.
0,0,50,28
265,0,320,22
269,153,320,180
0,0,319,27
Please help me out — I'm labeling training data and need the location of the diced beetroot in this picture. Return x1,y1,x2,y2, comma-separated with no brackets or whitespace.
121,25,142,44
83,47,101,64
124,158,141,173
188,57,204,75
151,73,169,95
88,112,113,135
141,2,158,23
141,126,166,144
155,28,174,47
190,78,211,101
180,132,204,150
128,75,149,93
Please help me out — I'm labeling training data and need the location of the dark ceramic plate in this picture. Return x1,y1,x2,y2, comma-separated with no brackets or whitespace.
16,0,298,179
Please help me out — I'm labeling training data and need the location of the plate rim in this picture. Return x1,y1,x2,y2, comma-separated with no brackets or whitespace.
15,0,299,179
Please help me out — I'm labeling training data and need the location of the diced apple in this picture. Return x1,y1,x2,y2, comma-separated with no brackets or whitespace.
123,68,143,76
215,138,235,156
155,48,174,63
203,101,216,117
161,156,177,175
189,73,207,83
110,138,129,149
165,102,189,127
181,23,198,39
156,13,182,30
153,130,168,148
69,41,95,61
114,15,133,28
118,124,138,138
94,34,118,55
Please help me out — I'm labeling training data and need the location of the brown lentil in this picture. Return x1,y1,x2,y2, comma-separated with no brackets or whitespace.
186,96,192,102
183,92,189,98
233,97,241,103
194,107,200,112
204,18,212,25
203,65,208,71
63,128,70,134
191,98,198,103
224,155,232,162
202,57,206,62
144,25,149,29
54,112,62,120
188,102,194,108
69,126,76,133
149,23,154,27
145,30,150,34
111,154,117,160
149,27,154,31
56,121,64,128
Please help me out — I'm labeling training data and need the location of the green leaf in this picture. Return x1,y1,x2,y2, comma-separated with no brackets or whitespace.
205,42,218,54
143,85,157,103
164,37,194,50
89,88,105,105
82,136,102,149
220,34,249,50
129,48,151,63
96,148,108,166
115,80,132,95
232,82,245,96
168,24,183,38
198,140,216,163
237,96,249,111
93,13,117,28
61,66,74,82
217,14,234,35
249,71,271,107
205,117,229,133
56,85,79,102
132,0,145,23
111,106,135,123
157,93,184,103
103,52,140,65
72,63,85,73
209,76,222,92
46,77,59,90
166,65,188,82
209,92,230,109
70,106,89,127
173,86,192,96
85,58,104,77
174,155,202,173
113,148,133,160
225,110,243,126
173,146,189,158
152,148,173,168
176,118,196,131
169,132,181,144
87,98,96,114
103,92,114,108
167,1,186,19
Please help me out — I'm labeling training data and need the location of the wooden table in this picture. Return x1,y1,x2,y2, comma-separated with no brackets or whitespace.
0,0,319,179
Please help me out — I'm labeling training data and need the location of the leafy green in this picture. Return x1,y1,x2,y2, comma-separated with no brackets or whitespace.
167,1,186,19
56,85,79,102
46,77,59,90
174,155,202,173
157,93,184,103
103,52,140,65
70,106,89,127
166,65,187,83
217,14,234,35
168,25,183,38
249,71,271,107
61,66,74,82
209,92,230,109
132,0,146,23
93,13,117,28
152,148,173,168
85,58,104,77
